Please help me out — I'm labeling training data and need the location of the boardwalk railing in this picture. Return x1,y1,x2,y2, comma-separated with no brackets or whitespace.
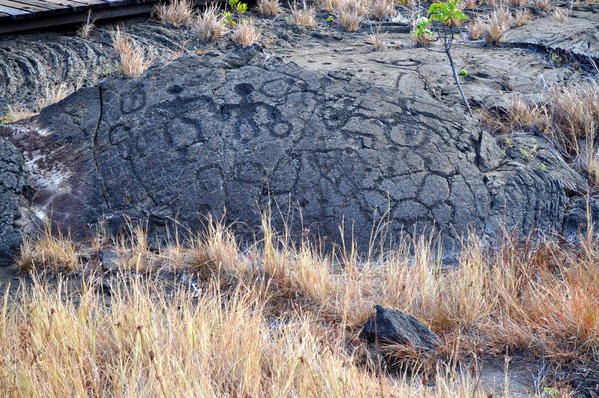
0,0,159,34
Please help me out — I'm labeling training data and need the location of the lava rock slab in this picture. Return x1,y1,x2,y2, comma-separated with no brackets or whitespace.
0,48,585,260
360,305,440,351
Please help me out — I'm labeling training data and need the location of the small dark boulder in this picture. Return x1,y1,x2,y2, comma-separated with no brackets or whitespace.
359,305,440,351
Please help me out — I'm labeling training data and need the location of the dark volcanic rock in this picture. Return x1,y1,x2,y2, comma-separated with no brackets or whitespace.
0,47,588,261
504,9,599,65
359,305,440,351
0,140,27,265
563,197,599,242
0,20,206,115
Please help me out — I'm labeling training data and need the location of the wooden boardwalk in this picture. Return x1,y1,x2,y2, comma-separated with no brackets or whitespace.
0,0,160,34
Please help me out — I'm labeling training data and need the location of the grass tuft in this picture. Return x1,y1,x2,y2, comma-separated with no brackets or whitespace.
195,4,224,42
534,0,552,9
482,7,512,45
153,0,194,27
514,8,531,26
290,3,317,28
17,226,80,273
315,0,343,11
372,0,396,19
552,7,570,22
257,0,280,16
8,215,599,396
335,0,363,32
110,27,150,77
232,19,261,46
467,19,483,39
366,26,386,50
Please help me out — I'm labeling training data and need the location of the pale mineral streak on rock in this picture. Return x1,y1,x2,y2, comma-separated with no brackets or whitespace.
0,47,589,262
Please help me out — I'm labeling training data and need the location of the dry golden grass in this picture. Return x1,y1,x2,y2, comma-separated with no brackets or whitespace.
358,0,372,16
483,81,599,184
16,216,599,369
548,82,599,154
256,0,280,15
552,7,570,21
315,0,343,12
415,34,436,46
110,27,150,77
467,19,483,39
509,0,528,6
232,19,261,46
195,4,224,42
39,83,70,108
17,227,80,273
77,10,95,38
1,82,71,123
502,94,550,132
372,0,396,19
514,8,531,25
366,27,386,50
290,3,317,28
482,7,512,45
463,0,478,8
153,0,194,27
534,0,551,9
581,141,599,186
0,105,37,123
335,0,363,31
0,270,498,397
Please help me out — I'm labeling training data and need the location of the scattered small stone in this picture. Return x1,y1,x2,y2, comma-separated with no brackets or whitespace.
359,305,440,351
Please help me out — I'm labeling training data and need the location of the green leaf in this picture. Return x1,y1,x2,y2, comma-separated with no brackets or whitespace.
428,0,468,24
413,16,434,36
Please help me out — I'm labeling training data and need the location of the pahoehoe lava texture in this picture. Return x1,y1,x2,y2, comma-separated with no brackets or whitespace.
0,49,586,257
0,22,194,115
0,140,26,265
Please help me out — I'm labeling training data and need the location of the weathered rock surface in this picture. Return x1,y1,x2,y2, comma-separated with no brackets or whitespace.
504,6,599,64
0,20,203,115
2,4,597,117
0,47,587,261
360,305,440,351
0,140,27,265
563,197,599,241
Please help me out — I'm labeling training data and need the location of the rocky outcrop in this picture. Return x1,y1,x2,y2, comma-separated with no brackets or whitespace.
0,20,198,115
0,140,27,265
0,47,590,262
504,7,599,66
360,305,440,351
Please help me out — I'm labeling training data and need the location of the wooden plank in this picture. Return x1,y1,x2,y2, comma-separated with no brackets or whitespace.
0,0,208,33
7,0,60,10
35,0,88,8
0,2,156,31
40,0,103,6
0,0,50,12
55,0,109,6
0,3,30,14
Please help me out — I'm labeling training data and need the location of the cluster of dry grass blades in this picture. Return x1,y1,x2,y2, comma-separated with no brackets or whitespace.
290,3,317,28
0,83,72,123
111,0,263,77
5,214,597,396
110,27,152,77
483,81,599,185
